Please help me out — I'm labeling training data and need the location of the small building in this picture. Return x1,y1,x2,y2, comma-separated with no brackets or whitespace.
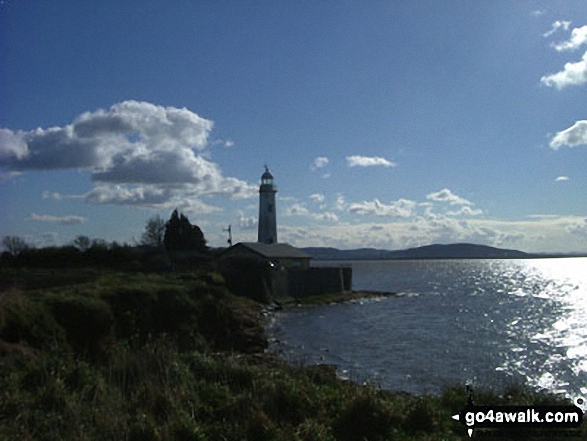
218,242,351,300
219,242,311,269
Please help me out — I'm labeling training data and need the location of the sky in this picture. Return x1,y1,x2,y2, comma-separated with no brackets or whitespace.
1,0,586,253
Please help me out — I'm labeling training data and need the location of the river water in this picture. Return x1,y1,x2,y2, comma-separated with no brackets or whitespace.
267,258,587,401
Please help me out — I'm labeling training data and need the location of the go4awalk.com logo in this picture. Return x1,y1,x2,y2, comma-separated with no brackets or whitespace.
451,393,585,438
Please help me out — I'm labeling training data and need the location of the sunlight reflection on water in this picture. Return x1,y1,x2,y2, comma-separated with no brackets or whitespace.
497,259,587,400
268,258,587,399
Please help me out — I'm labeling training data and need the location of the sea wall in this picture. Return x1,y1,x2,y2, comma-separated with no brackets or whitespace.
270,266,352,299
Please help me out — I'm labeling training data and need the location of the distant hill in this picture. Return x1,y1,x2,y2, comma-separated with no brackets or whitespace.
302,243,533,260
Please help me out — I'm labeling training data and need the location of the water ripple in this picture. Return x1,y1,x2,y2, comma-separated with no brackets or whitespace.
268,258,587,399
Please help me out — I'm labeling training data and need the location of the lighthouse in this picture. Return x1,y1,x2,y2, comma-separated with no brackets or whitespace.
258,166,277,244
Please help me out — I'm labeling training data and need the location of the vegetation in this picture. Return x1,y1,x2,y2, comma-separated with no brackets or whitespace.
0,242,141,271
73,235,92,252
1,267,583,440
2,235,31,255
1,209,210,272
142,215,166,248
164,210,208,254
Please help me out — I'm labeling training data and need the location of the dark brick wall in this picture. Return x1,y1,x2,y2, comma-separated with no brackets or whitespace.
270,266,352,299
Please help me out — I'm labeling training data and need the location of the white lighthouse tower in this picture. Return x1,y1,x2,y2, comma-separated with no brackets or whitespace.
258,165,277,244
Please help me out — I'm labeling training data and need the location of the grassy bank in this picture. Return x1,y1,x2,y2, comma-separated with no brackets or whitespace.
1,268,584,440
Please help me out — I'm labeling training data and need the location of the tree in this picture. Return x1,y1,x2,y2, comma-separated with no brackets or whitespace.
2,236,30,256
141,215,166,247
164,210,208,253
73,235,91,252
90,238,108,250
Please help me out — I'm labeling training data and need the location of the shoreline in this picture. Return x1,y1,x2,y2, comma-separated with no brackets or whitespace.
274,289,398,308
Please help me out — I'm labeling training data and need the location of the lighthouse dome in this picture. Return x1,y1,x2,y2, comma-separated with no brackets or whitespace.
261,166,274,186
262,167,273,180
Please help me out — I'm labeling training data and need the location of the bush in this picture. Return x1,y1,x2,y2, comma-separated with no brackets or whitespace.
43,294,114,357
264,381,313,425
0,268,101,291
402,400,435,433
152,288,204,351
0,290,65,349
246,410,278,441
101,283,209,351
102,287,158,342
333,392,400,441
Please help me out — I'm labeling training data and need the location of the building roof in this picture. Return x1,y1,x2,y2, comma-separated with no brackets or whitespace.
222,242,311,260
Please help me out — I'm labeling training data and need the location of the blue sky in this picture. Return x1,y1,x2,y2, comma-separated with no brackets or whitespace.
1,1,586,253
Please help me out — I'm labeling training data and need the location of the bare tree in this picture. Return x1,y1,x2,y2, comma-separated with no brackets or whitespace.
73,235,91,252
141,215,166,247
2,236,30,255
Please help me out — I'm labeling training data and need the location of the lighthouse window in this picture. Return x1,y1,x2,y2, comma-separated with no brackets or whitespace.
268,204,273,213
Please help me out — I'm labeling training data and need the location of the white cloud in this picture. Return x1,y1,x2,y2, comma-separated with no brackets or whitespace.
446,206,483,216
211,139,235,148
315,212,339,222
0,101,246,183
567,218,587,237
348,198,416,218
285,203,310,216
346,155,396,168
236,210,257,230
543,20,571,38
334,194,346,212
0,128,28,160
0,171,22,183
1,101,212,172
283,203,339,223
405,215,528,250
277,196,297,202
309,193,325,204
555,176,570,182
532,10,547,18
179,198,223,215
42,190,83,201
551,25,587,52
91,148,220,184
82,184,222,214
527,214,563,220
42,191,63,200
276,214,587,253
27,213,88,225
310,156,329,170
426,188,472,206
550,120,587,149
83,185,171,205
0,101,257,209
541,50,587,89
